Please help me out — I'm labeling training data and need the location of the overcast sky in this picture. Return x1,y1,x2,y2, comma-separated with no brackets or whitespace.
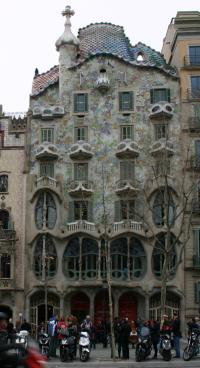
0,0,199,113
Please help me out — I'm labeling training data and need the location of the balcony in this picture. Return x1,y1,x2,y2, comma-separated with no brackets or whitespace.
189,157,200,171
184,56,200,68
113,220,143,233
0,228,16,241
116,139,140,159
193,255,200,268
115,179,140,196
66,220,96,234
32,105,64,119
95,74,110,92
67,180,94,197
35,143,59,160
149,102,174,119
0,279,15,289
69,141,93,160
31,176,62,201
150,138,174,157
188,117,200,132
192,200,200,213
187,89,200,101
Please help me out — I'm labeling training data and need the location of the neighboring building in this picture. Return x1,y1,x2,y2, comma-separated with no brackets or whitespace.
162,11,200,321
0,105,26,323
23,5,184,331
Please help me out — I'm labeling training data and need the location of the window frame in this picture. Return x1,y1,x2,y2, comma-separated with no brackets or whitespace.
0,253,11,279
73,93,89,114
154,123,168,140
74,126,88,142
119,91,134,112
40,162,54,178
189,46,200,65
0,174,8,193
120,125,133,140
150,88,171,104
41,128,54,143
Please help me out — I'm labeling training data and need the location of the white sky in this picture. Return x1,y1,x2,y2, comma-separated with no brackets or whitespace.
0,0,199,113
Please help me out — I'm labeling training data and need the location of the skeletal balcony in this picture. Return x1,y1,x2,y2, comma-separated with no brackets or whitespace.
67,180,94,197
95,73,110,93
32,105,64,119
150,138,174,156
149,102,174,119
35,143,59,160
116,139,140,159
115,179,140,196
69,141,93,160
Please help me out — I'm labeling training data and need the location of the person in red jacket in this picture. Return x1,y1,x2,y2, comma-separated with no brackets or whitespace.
57,317,68,341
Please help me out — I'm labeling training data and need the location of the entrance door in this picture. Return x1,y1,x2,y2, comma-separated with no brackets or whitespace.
71,292,90,323
37,304,53,325
0,305,12,319
119,292,137,321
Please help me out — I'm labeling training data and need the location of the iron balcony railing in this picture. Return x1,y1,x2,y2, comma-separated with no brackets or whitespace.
184,56,200,67
0,229,16,241
187,89,200,100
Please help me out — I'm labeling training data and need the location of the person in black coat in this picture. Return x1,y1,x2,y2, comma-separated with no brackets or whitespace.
150,320,160,359
171,312,181,358
120,318,131,359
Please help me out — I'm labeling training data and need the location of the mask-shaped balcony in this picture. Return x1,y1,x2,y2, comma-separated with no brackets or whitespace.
150,139,174,156
95,74,110,93
116,139,140,159
149,102,174,119
30,175,62,203
35,143,59,160
69,141,93,160
115,179,140,196
67,180,94,198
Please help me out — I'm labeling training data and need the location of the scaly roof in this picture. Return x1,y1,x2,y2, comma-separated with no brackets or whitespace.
32,23,177,97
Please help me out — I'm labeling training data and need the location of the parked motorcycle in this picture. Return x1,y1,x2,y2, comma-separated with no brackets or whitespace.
183,329,200,361
60,334,76,362
135,326,152,362
159,334,172,361
15,330,29,358
38,332,50,358
79,330,90,362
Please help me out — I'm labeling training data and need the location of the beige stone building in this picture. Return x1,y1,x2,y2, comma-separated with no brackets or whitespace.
162,11,200,320
0,105,26,323
22,6,185,332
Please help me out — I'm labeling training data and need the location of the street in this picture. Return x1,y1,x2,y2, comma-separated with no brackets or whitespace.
45,344,200,368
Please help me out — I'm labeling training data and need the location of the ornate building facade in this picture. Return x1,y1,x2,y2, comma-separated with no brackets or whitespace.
23,6,184,332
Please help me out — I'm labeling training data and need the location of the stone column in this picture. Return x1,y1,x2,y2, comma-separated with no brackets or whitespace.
60,295,64,317
145,293,150,320
90,293,95,321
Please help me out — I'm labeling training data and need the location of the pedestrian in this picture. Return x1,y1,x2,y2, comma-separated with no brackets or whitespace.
0,312,8,345
121,317,131,359
171,312,181,358
20,318,32,334
150,319,160,359
47,314,58,358
7,318,15,343
57,317,68,342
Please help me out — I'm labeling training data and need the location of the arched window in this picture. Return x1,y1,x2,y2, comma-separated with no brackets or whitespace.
110,238,128,279
152,233,177,278
63,238,80,280
153,188,175,227
82,238,98,279
130,237,146,279
34,235,57,279
35,192,57,230
0,210,9,229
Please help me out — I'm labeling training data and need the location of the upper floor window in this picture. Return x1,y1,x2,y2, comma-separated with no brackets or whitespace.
41,128,54,143
74,163,88,181
0,175,8,193
195,140,200,160
194,104,200,119
0,131,4,148
40,162,54,178
194,229,200,259
155,158,170,176
34,235,57,279
191,76,200,99
0,210,9,229
153,188,175,227
119,91,134,111
150,88,170,103
120,161,135,180
189,46,200,65
0,254,11,278
68,200,93,222
115,200,136,221
120,125,133,140
130,237,146,279
74,126,88,142
152,233,177,278
35,192,57,230
154,124,168,140
74,93,88,113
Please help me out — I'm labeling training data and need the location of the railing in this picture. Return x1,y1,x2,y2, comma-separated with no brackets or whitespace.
67,180,93,191
188,117,200,130
35,176,59,189
187,89,200,100
67,220,96,232
189,157,200,170
0,229,16,241
115,179,139,190
0,278,14,288
193,255,200,268
113,220,143,232
184,56,200,67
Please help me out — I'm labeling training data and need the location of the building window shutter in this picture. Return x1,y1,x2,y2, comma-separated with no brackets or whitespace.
68,201,75,222
150,89,154,104
115,201,121,222
194,229,200,257
119,92,123,111
167,89,171,102
84,93,88,112
129,91,133,110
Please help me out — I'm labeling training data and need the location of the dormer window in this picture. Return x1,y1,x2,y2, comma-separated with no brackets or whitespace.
137,53,144,62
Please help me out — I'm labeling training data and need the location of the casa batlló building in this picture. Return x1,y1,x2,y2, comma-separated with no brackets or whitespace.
1,6,188,331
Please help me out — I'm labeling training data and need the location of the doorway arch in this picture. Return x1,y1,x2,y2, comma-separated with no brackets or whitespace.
94,290,111,325
70,292,90,323
119,292,137,321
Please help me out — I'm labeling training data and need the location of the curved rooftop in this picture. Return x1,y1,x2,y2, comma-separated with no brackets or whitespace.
32,22,177,97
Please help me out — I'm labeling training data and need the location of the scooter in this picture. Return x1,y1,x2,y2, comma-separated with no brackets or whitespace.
60,334,76,362
135,326,152,362
15,330,29,358
38,332,50,358
159,334,172,361
183,329,199,361
79,330,90,362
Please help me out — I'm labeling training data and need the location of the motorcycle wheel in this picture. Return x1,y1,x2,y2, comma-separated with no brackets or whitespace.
60,349,67,362
80,351,89,362
135,348,143,362
163,352,172,361
183,346,194,361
